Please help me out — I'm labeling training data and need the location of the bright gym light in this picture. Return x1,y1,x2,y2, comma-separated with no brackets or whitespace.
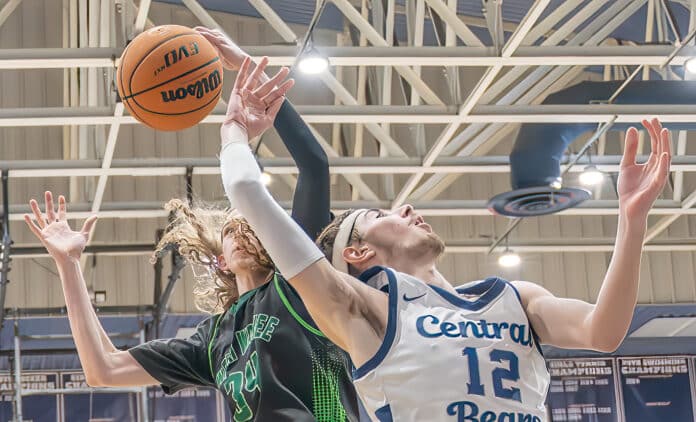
685,58,696,74
498,250,521,268
261,172,273,186
298,53,328,74
579,165,604,186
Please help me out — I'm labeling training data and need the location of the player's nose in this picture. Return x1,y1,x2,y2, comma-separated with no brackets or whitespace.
396,204,414,219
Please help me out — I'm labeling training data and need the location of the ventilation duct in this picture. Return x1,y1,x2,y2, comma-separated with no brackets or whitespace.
488,80,696,217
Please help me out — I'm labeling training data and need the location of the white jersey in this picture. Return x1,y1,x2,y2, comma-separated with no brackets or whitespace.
354,267,550,422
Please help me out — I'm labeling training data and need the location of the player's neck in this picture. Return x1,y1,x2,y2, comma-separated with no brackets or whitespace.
387,257,455,293
235,268,274,296
413,266,454,292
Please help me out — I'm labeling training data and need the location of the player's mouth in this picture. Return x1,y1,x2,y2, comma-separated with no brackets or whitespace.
413,216,432,232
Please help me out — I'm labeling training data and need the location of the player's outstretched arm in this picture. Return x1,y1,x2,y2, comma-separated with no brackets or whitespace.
220,58,387,365
514,118,671,352
276,100,331,240
195,27,331,239
24,192,158,387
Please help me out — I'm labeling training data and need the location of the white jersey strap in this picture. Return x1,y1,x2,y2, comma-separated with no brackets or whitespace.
353,266,399,380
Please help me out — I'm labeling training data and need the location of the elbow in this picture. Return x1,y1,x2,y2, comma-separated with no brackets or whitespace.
299,151,329,180
592,341,622,354
590,331,625,353
84,356,117,387
84,370,107,388
584,308,627,353
314,149,329,171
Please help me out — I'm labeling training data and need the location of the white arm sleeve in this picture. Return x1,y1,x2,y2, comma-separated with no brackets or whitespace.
220,124,325,279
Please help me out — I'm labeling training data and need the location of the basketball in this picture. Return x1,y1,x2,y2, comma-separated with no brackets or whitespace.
116,25,223,131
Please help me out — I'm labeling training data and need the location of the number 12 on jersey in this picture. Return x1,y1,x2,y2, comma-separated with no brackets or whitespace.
462,347,521,402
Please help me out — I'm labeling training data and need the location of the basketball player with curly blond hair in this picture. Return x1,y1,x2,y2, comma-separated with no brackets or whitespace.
23,33,359,421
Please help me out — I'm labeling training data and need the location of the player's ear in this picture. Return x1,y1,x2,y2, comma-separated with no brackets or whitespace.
217,254,230,272
342,245,376,268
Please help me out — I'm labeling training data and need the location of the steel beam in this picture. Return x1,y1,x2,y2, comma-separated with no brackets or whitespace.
8,45,696,69
415,0,649,202
90,102,124,215
13,322,22,422
0,171,10,331
133,0,151,35
644,188,696,243
9,237,696,257
4,305,154,317
392,0,552,207
423,0,483,46
0,199,693,224
0,154,691,177
451,241,696,254
245,0,406,158
330,0,444,105
0,0,22,29
7,104,696,126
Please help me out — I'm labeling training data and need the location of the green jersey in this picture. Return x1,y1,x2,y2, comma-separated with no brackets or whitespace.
130,274,359,421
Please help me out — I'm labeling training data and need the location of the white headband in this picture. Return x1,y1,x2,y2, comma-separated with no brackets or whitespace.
330,209,366,273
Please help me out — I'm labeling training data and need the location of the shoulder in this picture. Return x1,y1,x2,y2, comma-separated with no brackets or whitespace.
192,313,225,345
509,280,554,308
272,273,295,299
271,273,326,337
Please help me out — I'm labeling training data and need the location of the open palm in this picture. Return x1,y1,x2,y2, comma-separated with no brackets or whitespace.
617,118,672,219
223,57,294,139
24,191,97,262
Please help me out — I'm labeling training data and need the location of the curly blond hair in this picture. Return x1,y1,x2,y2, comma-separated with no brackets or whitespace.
152,199,274,314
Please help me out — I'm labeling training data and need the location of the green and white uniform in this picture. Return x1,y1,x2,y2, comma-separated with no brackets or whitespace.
130,274,359,422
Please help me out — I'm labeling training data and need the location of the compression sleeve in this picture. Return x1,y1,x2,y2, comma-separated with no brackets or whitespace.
220,124,325,280
274,100,331,240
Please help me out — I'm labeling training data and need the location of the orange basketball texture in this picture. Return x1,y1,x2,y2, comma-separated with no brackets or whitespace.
116,25,223,131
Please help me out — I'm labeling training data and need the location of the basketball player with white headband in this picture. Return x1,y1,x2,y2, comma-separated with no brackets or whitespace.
222,57,672,421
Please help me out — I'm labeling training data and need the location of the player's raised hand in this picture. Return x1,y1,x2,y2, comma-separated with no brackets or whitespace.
617,117,672,221
24,191,97,263
223,56,294,139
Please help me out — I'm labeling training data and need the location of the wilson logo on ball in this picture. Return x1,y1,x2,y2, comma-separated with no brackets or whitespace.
159,69,222,103
154,42,200,76
117,25,223,131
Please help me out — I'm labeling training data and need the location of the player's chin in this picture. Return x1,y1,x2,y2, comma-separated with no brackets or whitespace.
232,259,261,275
426,233,446,256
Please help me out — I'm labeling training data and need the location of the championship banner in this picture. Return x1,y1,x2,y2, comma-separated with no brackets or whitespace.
149,386,218,422
0,371,59,422
61,372,139,422
547,359,618,421
619,356,694,422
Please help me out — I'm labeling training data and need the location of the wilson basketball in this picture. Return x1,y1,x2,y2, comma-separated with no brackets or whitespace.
116,25,223,131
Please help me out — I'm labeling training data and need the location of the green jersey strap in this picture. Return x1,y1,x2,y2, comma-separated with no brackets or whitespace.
273,274,325,338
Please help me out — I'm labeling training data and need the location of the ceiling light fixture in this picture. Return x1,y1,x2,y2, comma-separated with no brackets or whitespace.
260,172,272,186
579,165,604,186
685,58,696,74
498,249,521,268
298,47,329,74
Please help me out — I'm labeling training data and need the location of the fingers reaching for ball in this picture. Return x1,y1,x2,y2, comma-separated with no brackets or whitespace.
236,57,295,106
225,57,295,139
